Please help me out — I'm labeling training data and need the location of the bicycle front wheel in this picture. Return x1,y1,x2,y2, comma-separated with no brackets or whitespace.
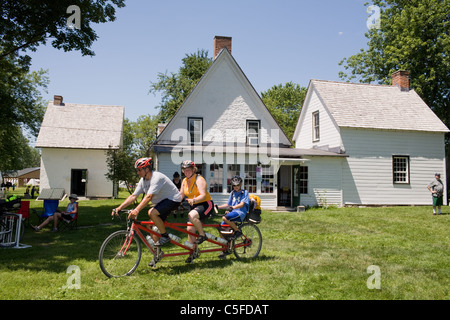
233,223,262,260
99,230,142,278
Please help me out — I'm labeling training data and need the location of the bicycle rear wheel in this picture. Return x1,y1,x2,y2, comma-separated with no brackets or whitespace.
233,223,262,260
99,230,141,278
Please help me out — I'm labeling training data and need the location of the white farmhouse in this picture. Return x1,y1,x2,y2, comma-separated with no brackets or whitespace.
153,36,345,210
36,96,124,199
293,71,449,206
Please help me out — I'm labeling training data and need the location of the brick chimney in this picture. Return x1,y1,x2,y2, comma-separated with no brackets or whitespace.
392,70,410,91
214,36,232,59
157,123,167,136
53,95,63,105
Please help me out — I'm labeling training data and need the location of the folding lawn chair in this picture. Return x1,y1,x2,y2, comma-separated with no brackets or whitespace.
58,211,78,231
35,199,60,224
15,200,31,227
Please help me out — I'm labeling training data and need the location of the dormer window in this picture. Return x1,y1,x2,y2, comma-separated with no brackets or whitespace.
188,117,202,145
247,120,260,146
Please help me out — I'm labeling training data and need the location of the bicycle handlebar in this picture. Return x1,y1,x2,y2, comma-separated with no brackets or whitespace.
111,209,132,221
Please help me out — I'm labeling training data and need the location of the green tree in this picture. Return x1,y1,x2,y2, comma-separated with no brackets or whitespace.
1,0,126,172
105,119,139,195
105,115,160,196
149,49,213,122
0,0,126,58
261,82,307,143
134,114,160,156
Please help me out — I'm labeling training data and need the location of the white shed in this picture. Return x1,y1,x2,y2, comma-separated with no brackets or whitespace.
36,96,124,199
293,72,449,206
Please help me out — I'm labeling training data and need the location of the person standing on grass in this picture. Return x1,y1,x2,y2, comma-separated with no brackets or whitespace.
427,172,444,215
112,157,182,246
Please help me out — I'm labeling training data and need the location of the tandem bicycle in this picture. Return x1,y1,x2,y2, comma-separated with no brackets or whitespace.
99,210,262,278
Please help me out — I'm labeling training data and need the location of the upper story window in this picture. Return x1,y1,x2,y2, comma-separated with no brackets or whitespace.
188,117,202,145
312,111,320,142
247,120,260,146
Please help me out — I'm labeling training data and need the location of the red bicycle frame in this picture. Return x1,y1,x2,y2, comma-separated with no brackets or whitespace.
126,220,247,258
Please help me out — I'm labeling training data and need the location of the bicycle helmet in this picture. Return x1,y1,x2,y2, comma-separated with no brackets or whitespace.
134,157,153,169
230,175,243,186
181,160,196,169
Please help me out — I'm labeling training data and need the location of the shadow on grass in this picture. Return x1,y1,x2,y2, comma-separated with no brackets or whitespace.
1,204,127,273
142,254,275,276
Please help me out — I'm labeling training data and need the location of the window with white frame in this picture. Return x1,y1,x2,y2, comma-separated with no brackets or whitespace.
261,165,274,194
244,164,257,193
188,118,202,145
247,120,260,146
300,166,308,194
312,111,320,142
393,156,410,184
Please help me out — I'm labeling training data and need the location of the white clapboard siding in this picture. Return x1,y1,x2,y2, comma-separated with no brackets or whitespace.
294,89,341,150
299,156,344,207
341,128,446,205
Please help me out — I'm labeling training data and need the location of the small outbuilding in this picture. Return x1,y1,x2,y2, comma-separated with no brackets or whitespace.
36,96,124,199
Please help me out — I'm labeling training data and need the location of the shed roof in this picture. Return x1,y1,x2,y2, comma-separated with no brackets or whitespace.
311,80,449,133
36,102,124,149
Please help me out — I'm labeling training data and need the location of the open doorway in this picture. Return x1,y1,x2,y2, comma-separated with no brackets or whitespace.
277,166,292,207
71,169,87,197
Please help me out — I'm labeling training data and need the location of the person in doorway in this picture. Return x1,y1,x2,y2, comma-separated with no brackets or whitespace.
427,172,444,215
113,157,182,246
32,194,78,232
172,172,181,189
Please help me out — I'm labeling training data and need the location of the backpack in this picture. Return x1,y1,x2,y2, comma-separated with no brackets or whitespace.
246,195,262,224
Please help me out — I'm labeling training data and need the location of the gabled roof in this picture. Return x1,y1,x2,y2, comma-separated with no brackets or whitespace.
155,48,292,147
308,79,449,133
36,102,124,149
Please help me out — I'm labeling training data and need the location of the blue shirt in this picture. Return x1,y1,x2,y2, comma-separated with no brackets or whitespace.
227,189,249,214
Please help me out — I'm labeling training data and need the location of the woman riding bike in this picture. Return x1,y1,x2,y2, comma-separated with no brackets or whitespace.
179,160,215,252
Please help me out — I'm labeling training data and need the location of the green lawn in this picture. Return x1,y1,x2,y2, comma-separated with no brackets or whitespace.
0,190,448,300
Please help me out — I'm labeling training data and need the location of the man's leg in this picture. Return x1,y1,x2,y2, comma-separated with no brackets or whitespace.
149,207,170,245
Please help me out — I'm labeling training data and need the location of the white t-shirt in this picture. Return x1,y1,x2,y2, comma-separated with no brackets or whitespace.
133,171,182,204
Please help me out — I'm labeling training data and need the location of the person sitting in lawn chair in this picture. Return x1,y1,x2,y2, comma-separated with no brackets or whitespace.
32,194,78,232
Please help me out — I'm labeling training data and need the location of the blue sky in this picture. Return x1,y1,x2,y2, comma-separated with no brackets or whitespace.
29,0,373,122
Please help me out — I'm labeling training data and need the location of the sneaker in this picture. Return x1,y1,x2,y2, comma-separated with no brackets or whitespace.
149,249,164,267
195,235,207,244
51,228,59,232
155,235,171,246
31,225,41,232
185,254,195,264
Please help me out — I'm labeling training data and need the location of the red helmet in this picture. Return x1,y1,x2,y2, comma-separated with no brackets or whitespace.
135,157,153,169
181,160,195,169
